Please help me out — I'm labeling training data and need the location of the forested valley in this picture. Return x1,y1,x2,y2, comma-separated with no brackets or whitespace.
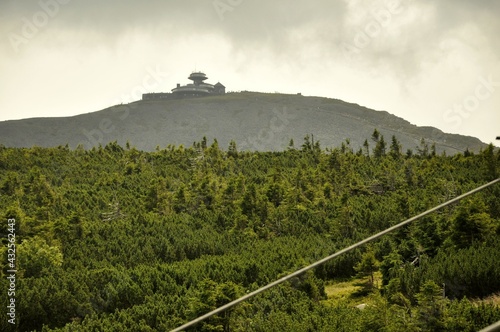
1,132,500,331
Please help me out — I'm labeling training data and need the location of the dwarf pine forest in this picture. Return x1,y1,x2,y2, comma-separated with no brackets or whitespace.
1,132,500,331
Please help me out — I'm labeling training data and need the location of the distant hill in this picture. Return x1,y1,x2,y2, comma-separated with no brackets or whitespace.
0,92,487,153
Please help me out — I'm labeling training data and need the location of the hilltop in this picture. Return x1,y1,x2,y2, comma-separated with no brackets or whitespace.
0,91,486,153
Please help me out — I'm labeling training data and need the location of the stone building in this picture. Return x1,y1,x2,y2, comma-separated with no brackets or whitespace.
142,71,225,100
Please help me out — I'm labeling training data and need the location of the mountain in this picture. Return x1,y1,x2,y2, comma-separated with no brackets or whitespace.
0,91,487,153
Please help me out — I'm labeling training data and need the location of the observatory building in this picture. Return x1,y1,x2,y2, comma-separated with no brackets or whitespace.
172,72,225,97
142,71,225,100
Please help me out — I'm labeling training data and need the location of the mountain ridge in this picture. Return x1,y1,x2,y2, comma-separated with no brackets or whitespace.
0,91,487,153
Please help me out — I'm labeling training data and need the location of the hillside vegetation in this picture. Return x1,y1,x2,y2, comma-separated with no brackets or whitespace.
0,92,487,153
1,133,500,331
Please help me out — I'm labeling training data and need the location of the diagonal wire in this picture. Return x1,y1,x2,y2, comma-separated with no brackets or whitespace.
171,178,500,332
479,320,500,332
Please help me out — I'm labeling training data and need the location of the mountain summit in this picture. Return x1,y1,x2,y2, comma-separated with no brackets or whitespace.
0,91,486,153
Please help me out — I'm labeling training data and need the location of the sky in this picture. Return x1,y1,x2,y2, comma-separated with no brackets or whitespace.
0,0,499,145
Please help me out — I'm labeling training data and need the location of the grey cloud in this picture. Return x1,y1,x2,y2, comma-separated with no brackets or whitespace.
330,0,499,82
1,0,347,52
2,0,497,79
419,0,500,56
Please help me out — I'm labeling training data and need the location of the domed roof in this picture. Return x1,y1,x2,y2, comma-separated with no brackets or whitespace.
188,72,208,81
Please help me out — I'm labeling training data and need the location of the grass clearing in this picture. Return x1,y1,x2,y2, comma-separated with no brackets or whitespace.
323,271,383,307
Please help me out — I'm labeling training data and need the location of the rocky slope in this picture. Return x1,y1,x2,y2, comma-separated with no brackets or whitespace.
0,92,486,153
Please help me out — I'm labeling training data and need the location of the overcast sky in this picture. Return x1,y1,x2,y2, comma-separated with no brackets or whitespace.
1,0,498,145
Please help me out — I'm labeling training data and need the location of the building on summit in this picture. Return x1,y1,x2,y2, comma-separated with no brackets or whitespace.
142,71,225,100
172,72,225,97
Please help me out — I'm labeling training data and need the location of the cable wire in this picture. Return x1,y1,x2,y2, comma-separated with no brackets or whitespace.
479,320,500,332
171,178,500,332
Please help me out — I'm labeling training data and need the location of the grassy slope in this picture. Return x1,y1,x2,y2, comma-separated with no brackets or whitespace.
0,92,487,153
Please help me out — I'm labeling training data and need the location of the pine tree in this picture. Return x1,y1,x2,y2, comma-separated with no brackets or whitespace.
416,280,445,331
363,139,370,157
372,129,380,143
374,135,386,158
389,135,402,159
228,140,238,158
355,248,380,288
